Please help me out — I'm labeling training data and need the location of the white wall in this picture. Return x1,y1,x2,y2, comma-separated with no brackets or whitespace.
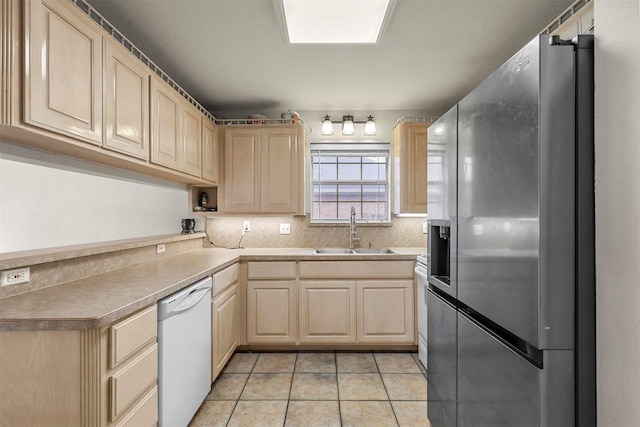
595,0,640,425
0,141,190,253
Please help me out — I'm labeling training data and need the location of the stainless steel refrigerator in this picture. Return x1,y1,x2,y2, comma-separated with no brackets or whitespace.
426,34,595,427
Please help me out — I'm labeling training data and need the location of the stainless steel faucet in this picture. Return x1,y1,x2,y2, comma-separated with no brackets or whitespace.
349,206,360,249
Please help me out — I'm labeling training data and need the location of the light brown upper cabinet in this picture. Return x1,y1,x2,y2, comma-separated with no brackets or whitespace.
223,126,304,214
202,120,219,183
393,121,430,215
25,0,103,145
104,38,150,160
150,77,202,177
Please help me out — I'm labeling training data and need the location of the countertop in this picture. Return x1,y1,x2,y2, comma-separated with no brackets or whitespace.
0,247,422,331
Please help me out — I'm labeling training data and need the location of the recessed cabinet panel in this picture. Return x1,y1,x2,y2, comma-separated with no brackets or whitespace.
104,39,149,159
26,0,103,144
247,281,297,343
357,280,415,343
181,104,202,177
261,129,298,212
299,281,357,343
224,129,261,212
212,285,239,379
150,79,181,170
202,120,219,182
393,122,430,214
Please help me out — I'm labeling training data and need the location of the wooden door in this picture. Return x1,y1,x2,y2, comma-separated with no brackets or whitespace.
212,285,239,380
202,120,219,183
357,280,415,343
181,103,202,177
150,77,181,170
260,128,299,213
246,281,297,343
104,39,149,159
224,128,261,212
405,123,429,213
299,281,356,343
26,0,103,144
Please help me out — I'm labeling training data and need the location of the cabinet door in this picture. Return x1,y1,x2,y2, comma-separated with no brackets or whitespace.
247,280,297,343
212,284,239,380
357,280,415,343
299,281,356,343
150,77,181,170
393,122,429,214
202,120,219,183
26,0,103,144
181,103,202,177
260,128,299,213
224,128,261,212
104,39,149,159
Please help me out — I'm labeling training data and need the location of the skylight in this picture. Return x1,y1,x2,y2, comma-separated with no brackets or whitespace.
282,0,392,44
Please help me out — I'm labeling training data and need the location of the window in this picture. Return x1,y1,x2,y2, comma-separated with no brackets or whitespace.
310,143,390,223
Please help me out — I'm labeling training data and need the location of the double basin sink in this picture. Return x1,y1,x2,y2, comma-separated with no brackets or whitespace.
312,248,397,255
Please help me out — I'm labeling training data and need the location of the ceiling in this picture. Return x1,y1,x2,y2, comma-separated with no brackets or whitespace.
86,0,574,117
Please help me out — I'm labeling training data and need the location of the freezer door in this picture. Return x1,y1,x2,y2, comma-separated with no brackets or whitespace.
456,35,576,349
457,312,574,426
427,105,458,298
427,288,457,427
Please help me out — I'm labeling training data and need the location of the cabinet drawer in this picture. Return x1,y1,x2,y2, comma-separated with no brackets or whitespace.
299,261,415,279
110,343,158,421
213,263,238,295
115,386,158,427
248,261,296,279
110,305,157,368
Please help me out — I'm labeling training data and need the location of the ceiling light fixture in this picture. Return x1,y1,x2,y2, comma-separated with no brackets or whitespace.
321,114,376,136
280,0,395,44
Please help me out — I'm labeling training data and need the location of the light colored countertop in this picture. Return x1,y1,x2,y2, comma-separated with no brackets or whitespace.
0,247,423,331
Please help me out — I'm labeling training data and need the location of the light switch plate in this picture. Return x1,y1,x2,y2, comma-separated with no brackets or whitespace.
422,222,428,234
280,223,291,235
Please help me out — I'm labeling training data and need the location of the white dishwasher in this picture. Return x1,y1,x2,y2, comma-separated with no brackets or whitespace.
157,276,212,427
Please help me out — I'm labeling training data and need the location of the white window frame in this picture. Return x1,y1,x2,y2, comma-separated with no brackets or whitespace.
309,142,391,224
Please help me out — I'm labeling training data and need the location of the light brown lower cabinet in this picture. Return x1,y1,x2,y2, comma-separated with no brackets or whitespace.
243,260,416,347
212,284,239,380
0,305,158,426
246,280,298,344
357,280,415,343
298,281,357,343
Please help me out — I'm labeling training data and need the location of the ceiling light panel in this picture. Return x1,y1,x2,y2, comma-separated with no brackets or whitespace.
282,0,391,44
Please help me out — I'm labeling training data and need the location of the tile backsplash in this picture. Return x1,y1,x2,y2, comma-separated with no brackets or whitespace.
205,216,427,249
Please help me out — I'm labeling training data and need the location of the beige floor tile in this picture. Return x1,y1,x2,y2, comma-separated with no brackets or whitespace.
411,353,427,374
374,353,422,373
336,352,378,373
253,352,297,373
205,373,249,400
227,400,288,427
382,374,428,401
188,400,236,427
285,401,341,426
222,352,259,373
290,373,338,400
340,401,399,427
338,373,388,400
240,373,293,400
295,352,336,373
391,401,431,427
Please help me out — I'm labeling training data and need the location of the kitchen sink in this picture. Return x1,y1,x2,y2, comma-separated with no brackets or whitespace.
312,248,396,255
312,248,354,254
352,248,397,254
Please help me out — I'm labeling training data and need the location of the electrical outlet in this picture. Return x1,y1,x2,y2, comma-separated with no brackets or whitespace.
280,223,291,235
243,221,251,232
156,244,166,254
422,222,428,234
1,267,30,286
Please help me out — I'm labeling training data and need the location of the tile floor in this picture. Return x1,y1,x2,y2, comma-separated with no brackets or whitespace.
189,351,430,427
